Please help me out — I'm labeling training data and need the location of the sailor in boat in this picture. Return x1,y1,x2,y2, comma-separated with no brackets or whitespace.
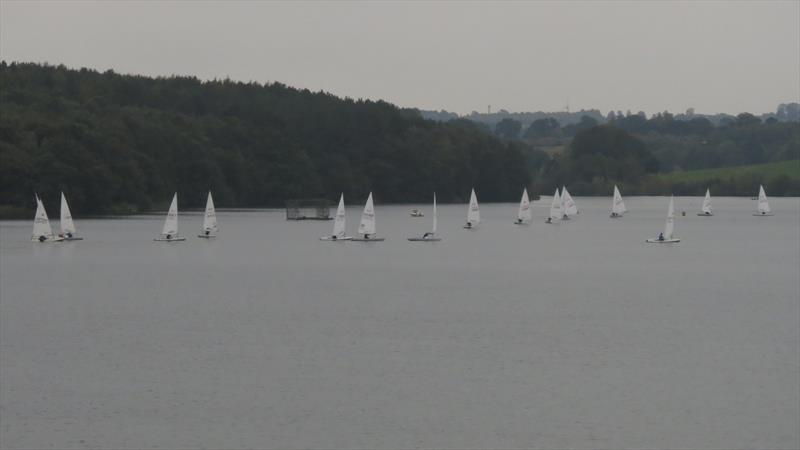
364,233,371,239
465,221,472,228
422,232,433,239
610,212,620,218
515,218,523,224
38,235,47,242
166,233,172,240
658,232,664,241
331,235,337,240
204,230,210,236
545,217,552,223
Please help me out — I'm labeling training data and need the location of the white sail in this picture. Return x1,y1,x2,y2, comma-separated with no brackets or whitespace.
31,195,55,241
60,192,77,235
664,195,675,240
611,185,627,216
161,193,179,236
332,193,347,238
432,193,438,234
201,191,219,233
549,188,561,221
562,187,578,217
357,192,376,236
517,188,532,223
757,185,771,214
701,189,712,214
466,188,480,225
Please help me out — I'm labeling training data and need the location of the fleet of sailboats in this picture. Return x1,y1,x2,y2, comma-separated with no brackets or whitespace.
610,185,627,218
154,193,186,242
408,193,441,241
514,188,532,225
464,188,480,229
647,196,680,243
27,186,782,244
753,185,774,216
698,189,713,216
352,192,384,241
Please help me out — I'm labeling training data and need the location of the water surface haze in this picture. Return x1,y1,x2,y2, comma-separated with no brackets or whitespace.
1,196,798,449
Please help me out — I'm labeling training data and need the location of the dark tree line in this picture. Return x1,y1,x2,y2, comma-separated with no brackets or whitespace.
0,62,530,215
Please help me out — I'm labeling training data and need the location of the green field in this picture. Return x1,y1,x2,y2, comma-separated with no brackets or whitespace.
657,160,800,183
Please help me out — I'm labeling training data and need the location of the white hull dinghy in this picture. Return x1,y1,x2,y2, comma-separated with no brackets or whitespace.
545,188,561,224
609,185,627,218
697,189,713,216
59,192,83,240
154,193,186,242
320,193,352,241
753,185,774,216
409,193,442,241
561,186,577,221
198,191,219,238
410,209,424,217
463,188,480,229
31,195,63,242
514,188,532,225
352,192,385,241
647,196,681,243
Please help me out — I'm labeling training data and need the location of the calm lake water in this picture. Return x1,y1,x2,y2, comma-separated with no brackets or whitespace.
1,196,798,449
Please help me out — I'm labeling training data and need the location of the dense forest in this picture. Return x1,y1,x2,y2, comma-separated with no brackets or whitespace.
1,62,798,218
0,62,530,216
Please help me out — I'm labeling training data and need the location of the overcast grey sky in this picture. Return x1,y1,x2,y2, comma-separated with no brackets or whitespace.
1,1,798,116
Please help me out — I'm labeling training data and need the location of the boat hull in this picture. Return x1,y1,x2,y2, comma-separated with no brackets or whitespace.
753,213,774,216
197,234,217,239
408,237,441,242
646,238,681,243
154,237,187,242
319,236,352,241
697,213,713,216
31,237,64,242
62,236,84,240
351,237,385,242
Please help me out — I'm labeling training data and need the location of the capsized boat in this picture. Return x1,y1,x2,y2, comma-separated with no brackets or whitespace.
463,188,480,229
59,192,83,240
753,185,774,216
198,191,219,238
647,196,680,243
409,193,441,241
514,188,532,225
154,193,186,242
352,192,385,241
31,195,63,242
610,185,627,218
545,188,561,224
697,189,713,216
320,193,352,241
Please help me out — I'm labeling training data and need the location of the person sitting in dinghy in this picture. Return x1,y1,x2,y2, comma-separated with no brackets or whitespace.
465,221,472,228
331,235,337,240
423,232,432,239
545,217,552,224
364,233,371,239
658,232,664,241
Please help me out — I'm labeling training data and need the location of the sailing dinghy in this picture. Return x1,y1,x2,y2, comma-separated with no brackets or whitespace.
561,186,577,220
197,191,219,238
154,193,186,242
352,192,384,241
59,192,83,240
610,185,627,218
647,196,680,243
409,193,441,241
753,185,774,216
545,188,561,224
697,189,713,216
514,188,532,225
463,188,480,229
31,195,63,242
320,193,352,241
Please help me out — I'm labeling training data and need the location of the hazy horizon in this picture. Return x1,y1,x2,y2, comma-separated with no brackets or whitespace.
1,1,798,116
